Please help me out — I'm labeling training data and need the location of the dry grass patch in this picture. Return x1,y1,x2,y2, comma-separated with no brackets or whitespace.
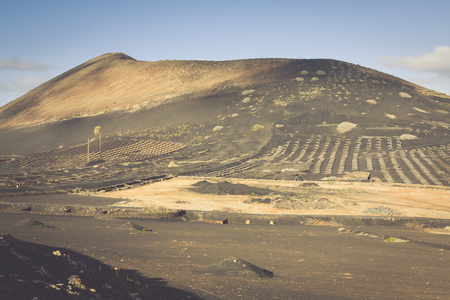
303,218,342,227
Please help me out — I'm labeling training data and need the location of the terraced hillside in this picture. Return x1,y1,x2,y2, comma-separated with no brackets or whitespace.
202,134,450,186
8,138,185,170
0,53,449,191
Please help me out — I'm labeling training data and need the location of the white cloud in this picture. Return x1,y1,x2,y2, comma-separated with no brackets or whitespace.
0,57,58,71
379,46,450,74
408,76,450,95
0,77,46,92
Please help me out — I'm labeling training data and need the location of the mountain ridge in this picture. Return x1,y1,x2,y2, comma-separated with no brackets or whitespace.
1,52,448,130
1,53,450,189
0,53,297,128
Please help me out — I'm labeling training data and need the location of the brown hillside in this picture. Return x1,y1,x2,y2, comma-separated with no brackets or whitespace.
0,53,295,128
2,52,449,129
1,53,450,190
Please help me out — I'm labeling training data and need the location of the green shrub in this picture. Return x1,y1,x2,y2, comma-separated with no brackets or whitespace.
72,187,87,193
385,237,407,243
253,124,264,131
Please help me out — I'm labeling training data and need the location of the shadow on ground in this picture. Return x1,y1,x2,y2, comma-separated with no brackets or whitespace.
0,234,202,300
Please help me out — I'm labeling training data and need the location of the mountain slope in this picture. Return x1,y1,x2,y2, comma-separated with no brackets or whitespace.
0,53,298,128
0,53,449,188
1,52,449,129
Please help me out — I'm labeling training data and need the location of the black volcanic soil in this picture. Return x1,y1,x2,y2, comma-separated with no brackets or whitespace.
1,55,450,298
190,180,275,195
1,213,449,299
1,55,450,191
0,233,199,299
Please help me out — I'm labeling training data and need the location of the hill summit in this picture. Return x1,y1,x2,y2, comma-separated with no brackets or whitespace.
0,53,313,128
0,53,449,189
2,52,448,130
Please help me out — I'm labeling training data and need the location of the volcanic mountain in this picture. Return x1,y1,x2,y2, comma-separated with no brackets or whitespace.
1,52,449,191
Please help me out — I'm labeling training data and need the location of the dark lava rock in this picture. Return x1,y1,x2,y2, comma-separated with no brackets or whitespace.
14,218,53,228
300,182,319,187
195,256,274,278
117,222,151,232
190,180,275,196
244,197,272,204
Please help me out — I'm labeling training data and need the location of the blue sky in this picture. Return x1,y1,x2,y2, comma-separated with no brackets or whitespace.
1,0,450,107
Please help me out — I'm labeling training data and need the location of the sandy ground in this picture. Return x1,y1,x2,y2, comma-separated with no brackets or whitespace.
92,177,450,219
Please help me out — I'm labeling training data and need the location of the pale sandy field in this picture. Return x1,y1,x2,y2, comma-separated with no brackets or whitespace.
93,177,450,219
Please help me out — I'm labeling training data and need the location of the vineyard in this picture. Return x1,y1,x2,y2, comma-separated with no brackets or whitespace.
9,138,185,170
197,135,450,186
3,133,449,187
1,56,450,192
